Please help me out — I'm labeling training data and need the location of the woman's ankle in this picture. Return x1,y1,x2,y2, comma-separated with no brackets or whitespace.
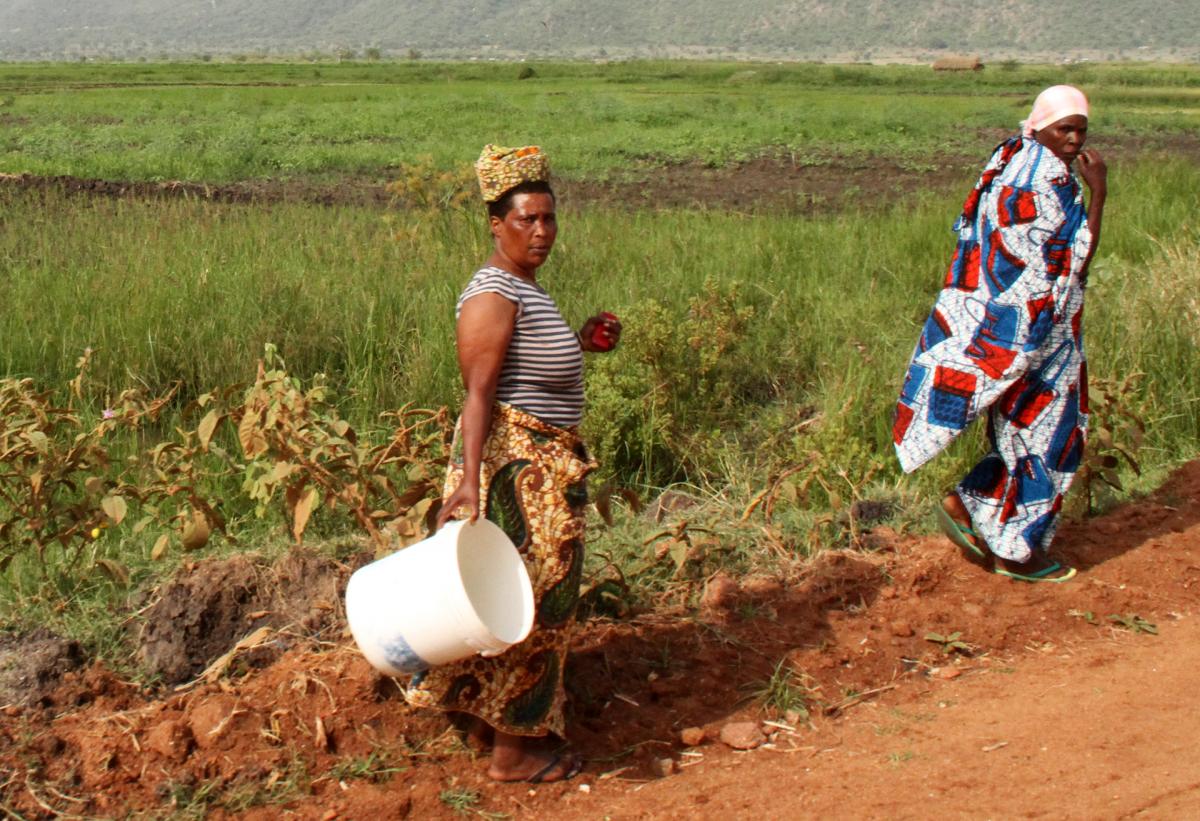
942,492,969,521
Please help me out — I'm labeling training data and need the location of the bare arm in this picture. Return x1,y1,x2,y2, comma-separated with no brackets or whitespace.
1076,149,1108,276
435,292,516,529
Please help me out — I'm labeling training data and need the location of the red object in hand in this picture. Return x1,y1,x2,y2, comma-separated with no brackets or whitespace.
590,312,618,352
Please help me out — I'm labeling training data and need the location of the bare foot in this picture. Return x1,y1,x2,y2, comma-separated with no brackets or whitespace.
448,713,494,752
466,717,493,752
942,493,975,537
487,731,582,783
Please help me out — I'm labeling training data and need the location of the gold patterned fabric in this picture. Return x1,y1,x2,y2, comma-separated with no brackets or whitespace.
474,144,551,203
405,402,596,737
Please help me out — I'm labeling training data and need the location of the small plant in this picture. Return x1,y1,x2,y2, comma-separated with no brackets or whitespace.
924,631,973,655
385,154,475,214
1076,373,1146,515
204,344,451,550
1068,609,1098,624
643,519,714,577
1107,614,1157,635
163,776,221,819
751,659,814,719
219,752,311,812
0,348,181,579
439,786,482,816
328,750,406,783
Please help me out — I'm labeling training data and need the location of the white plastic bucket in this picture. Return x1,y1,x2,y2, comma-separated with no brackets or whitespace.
345,519,535,676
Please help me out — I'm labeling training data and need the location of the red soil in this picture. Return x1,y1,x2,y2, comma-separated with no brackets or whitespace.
2,459,1199,818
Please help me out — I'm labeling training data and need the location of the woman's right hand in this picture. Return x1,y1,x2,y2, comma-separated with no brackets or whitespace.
436,478,480,530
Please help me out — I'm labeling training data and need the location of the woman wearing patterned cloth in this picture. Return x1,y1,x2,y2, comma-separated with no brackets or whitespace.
893,86,1107,582
405,145,620,782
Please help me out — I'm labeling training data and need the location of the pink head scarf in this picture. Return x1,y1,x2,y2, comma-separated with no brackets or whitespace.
1021,85,1089,137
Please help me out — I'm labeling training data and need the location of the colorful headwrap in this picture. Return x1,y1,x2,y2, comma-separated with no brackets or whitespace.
1021,85,1089,137
474,144,551,202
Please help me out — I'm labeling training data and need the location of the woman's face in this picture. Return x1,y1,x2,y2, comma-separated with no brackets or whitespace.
1034,115,1088,165
490,192,557,273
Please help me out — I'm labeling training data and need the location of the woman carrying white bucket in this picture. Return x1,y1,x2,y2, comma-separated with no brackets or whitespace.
405,145,621,783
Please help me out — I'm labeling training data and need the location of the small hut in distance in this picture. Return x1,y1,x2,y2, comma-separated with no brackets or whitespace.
932,54,984,71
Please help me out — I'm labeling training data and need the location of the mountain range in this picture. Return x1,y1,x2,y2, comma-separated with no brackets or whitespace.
0,0,1195,61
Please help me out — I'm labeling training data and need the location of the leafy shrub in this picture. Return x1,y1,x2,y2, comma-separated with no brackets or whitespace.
0,346,450,590
584,278,764,486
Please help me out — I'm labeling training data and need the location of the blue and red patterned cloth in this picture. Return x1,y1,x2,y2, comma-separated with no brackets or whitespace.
894,136,1093,562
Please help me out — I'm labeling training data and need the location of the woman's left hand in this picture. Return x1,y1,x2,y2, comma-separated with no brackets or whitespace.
579,312,622,353
1077,149,1107,198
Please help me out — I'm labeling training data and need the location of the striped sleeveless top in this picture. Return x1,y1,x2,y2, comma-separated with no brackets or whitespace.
456,266,584,428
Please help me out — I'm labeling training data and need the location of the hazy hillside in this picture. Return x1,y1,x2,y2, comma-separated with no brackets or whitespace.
0,0,1195,61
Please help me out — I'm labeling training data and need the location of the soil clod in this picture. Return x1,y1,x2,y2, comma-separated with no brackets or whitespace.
719,721,766,750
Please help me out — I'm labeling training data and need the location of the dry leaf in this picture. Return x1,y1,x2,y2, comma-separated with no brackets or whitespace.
101,495,127,525
150,533,170,560
94,558,130,586
181,509,211,551
292,486,319,542
197,409,221,450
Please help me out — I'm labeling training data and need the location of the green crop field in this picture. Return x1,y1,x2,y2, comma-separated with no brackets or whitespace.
0,61,1196,181
1,60,1198,659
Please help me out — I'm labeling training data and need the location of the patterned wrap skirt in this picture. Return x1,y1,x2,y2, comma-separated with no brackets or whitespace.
404,402,596,737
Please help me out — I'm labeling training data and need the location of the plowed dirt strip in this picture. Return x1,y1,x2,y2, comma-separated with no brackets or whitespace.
0,155,975,214
0,134,1194,214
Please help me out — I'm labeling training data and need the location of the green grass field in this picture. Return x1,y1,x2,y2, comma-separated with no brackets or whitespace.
1,60,1198,656
0,61,1196,181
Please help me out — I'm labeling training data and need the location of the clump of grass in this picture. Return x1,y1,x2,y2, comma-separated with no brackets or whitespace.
328,749,406,783
924,631,973,655
439,786,482,816
750,659,815,719
218,751,311,812
1107,614,1157,635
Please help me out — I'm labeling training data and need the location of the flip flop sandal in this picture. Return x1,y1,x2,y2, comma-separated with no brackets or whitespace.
934,505,991,568
526,751,583,784
994,561,1077,583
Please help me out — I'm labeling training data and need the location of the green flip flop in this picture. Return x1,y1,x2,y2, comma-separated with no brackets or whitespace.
934,504,989,563
994,561,1077,583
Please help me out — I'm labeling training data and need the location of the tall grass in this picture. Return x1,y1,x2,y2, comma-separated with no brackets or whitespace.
2,164,1198,660
2,157,1197,498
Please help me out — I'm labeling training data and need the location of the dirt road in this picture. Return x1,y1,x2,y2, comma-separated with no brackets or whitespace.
582,617,1200,819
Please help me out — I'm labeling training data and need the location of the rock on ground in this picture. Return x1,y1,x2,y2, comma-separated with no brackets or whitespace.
719,721,765,750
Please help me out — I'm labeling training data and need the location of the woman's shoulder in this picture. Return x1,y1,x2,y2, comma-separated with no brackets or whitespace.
460,266,523,301
458,267,541,322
